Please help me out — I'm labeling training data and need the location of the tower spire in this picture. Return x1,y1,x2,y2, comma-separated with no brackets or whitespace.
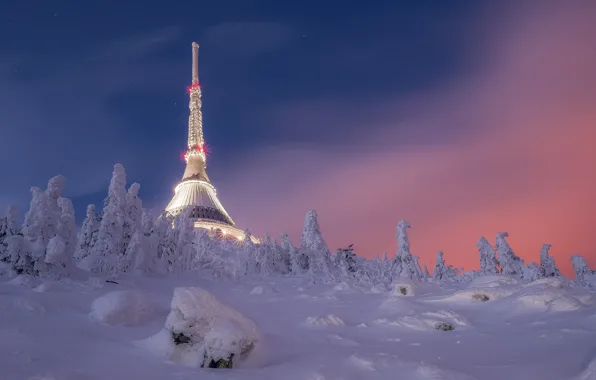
186,42,204,159
192,42,199,85
165,42,259,244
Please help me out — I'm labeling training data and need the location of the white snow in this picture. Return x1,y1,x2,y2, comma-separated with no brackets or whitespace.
1,273,594,379
90,290,159,326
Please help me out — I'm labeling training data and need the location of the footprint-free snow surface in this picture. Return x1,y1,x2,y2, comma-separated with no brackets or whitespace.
1,274,595,380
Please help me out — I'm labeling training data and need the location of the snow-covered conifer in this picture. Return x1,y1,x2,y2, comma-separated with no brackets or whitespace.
476,236,499,274
122,183,142,255
495,232,524,277
43,175,66,242
433,251,460,281
523,262,540,282
300,210,334,280
45,236,69,278
141,209,154,236
0,205,19,264
56,198,76,259
423,265,431,279
84,164,127,275
393,220,422,280
74,205,98,261
281,232,301,274
5,235,31,275
571,255,591,282
337,244,357,278
172,208,195,272
539,244,560,278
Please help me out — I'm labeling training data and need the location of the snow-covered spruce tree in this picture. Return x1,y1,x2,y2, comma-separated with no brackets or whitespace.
242,229,259,275
337,244,357,273
84,164,127,276
433,251,460,281
281,232,301,275
539,244,560,278
171,207,196,272
392,220,423,280
20,187,50,274
0,205,19,265
423,265,431,279
44,197,77,278
522,262,541,282
43,175,66,245
476,236,499,274
300,210,336,282
571,255,592,282
257,234,276,276
121,182,142,256
74,205,98,261
141,209,154,236
495,232,524,277
194,228,217,271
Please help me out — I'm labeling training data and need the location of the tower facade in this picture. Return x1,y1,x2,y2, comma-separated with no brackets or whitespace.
165,42,254,242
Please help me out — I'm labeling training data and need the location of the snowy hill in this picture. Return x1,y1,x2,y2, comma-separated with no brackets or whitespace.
1,273,596,380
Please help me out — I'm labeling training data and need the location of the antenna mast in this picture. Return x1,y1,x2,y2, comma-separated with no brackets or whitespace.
192,42,199,85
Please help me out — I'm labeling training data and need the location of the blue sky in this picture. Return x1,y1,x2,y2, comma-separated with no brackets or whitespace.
2,1,595,274
0,0,488,216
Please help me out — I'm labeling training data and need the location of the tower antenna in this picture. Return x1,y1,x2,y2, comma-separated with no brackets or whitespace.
192,42,199,85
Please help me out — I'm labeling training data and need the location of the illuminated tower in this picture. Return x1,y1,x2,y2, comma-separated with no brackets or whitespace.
165,42,255,242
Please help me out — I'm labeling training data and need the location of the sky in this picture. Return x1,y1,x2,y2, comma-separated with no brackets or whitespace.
1,0,595,276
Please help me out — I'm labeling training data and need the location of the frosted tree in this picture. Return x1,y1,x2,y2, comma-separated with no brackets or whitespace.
141,209,154,236
539,244,560,278
423,265,431,279
276,232,292,274
122,183,142,255
495,232,524,277
161,220,179,272
21,187,49,274
571,255,592,282
172,207,196,272
300,210,335,280
56,198,76,259
336,244,357,277
393,220,422,280
257,234,276,276
45,236,69,278
433,251,460,281
85,164,127,275
74,205,98,261
476,236,499,274
281,232,301,275
42,175,66,245
0,205,19,264
523,262,541,282
5,235,30,275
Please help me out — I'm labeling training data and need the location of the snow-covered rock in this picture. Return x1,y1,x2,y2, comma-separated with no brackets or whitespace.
374,310,470,331
391,279,418,296
139,287,258,369
90,290,158,326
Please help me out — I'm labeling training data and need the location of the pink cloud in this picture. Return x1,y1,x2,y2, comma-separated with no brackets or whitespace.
219,1,596,277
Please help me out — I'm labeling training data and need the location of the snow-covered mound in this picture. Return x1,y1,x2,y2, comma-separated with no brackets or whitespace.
375,310,470,331
90,290,158,326
513,290,586,312
139,287,259,369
